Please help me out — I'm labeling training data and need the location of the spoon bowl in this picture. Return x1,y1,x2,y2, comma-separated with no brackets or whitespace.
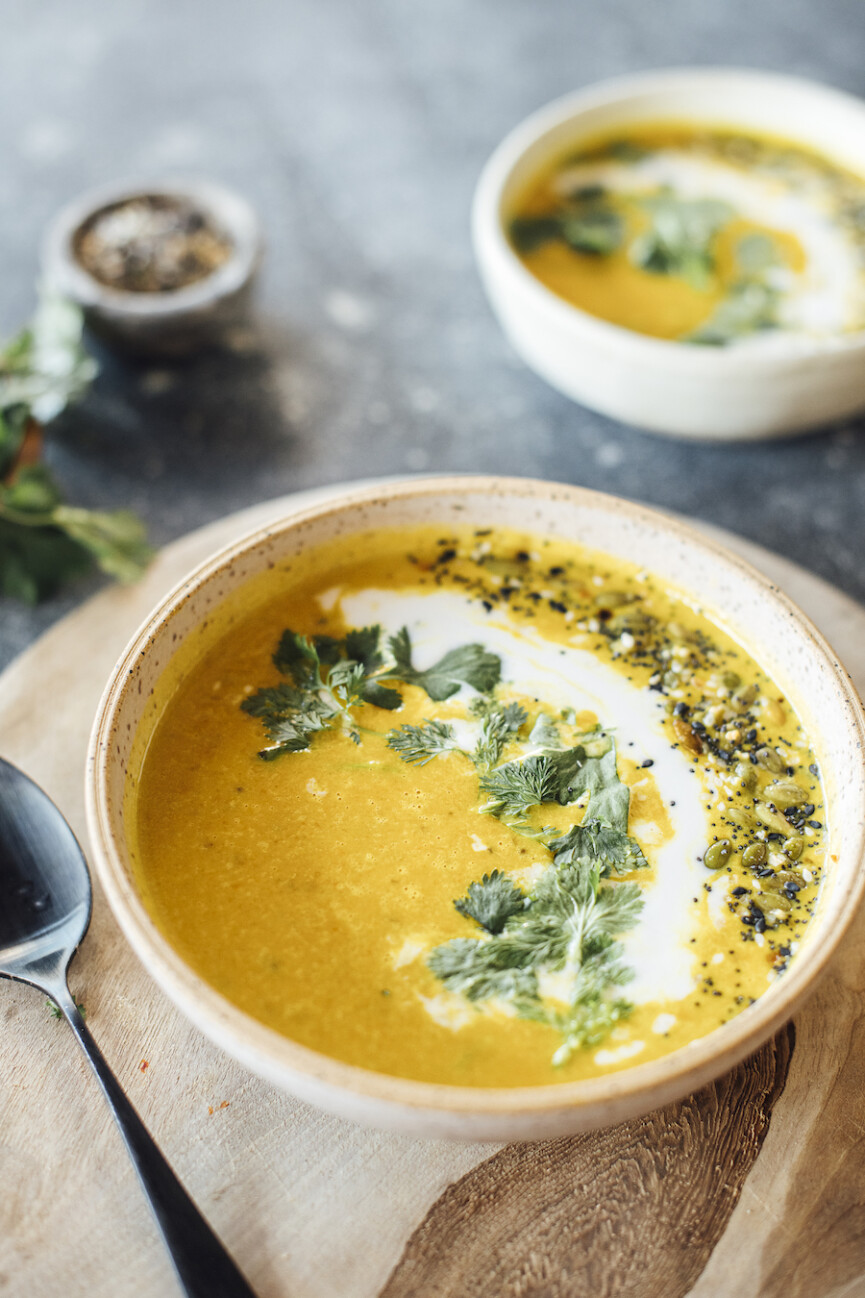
0,758,91,992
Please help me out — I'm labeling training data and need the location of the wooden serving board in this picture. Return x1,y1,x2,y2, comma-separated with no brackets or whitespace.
2,483,865,1298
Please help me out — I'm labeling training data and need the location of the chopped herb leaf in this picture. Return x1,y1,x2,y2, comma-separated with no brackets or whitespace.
560,208,623,256
528,712,563,749
453,870,527,934
631,195,732,291
387,626,501,700
428,854,644,1064
687,279,779,345
479,748,585,818
387,720,459,766
427,938,539,1006
547,818,648,875
471,701,528,768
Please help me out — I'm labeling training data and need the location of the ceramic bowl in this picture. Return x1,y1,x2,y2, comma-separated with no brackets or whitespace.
42,177,262,357
472,68,865,440
86,476,865,1140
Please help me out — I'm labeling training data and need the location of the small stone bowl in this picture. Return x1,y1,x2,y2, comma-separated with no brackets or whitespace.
42,177,263,358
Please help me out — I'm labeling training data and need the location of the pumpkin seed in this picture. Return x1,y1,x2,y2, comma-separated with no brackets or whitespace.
779,870,805,889
765,698,787,727
783,835,804,861
756,747,785,773
742,842,767,868
704,839,734,870
673,717,703,755
755,801,792,834
667,621,698,644
727,806,758,831
760,891,793,914
593,590,630,609
733,682,759,707
734,761,758,792
765,779,805,809
722,671,742,691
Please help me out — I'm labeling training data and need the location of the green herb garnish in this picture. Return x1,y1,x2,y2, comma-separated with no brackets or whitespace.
479,748,585,818
244,624,501,758
386,720,460,766
387,627,501,700
453,869,527,934
429,855,644,1065
0,295,151,602
687,279,780,345
630,195,732,291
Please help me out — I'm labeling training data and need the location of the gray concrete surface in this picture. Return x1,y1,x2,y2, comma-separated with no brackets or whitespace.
1,0,864,669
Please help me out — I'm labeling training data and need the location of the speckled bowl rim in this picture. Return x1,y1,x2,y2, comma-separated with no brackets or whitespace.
86,476,865,1137
472,66,865,372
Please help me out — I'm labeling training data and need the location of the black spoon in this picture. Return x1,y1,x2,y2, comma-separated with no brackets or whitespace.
0,757,258,1298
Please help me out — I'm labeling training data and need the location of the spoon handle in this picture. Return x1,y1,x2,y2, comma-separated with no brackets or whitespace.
50,982,258,1298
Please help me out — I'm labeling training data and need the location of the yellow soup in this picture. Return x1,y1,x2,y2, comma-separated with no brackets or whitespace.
510,123,865,344
128,526,826,1087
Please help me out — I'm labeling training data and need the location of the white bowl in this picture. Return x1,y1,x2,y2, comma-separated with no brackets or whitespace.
472,68,865,440
86,476,865,1141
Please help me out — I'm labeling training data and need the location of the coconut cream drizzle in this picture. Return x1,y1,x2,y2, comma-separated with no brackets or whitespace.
337,586,712,1007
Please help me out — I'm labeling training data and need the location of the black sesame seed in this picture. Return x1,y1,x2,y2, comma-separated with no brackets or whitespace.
640,758,654,768
732,886,748,896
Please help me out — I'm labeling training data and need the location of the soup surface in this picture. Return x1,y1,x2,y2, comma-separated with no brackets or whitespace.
129,525,826,1087
510,123,865,344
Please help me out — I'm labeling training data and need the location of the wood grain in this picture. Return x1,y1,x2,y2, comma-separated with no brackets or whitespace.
380,1026,794,1298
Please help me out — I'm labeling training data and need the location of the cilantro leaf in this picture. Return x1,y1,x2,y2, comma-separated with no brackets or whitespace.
241,682,336,758
427,939,539,1006
359,681,403,710
429,854,645,1064
471,701,528,768
564,746,630,832
631,195,732,292
387,626,501,700
344,625,384,671
479,748,585,817
528,712,563,749
453,870,526,934
272,629,322,680
387,720,459,766
547,818,648,875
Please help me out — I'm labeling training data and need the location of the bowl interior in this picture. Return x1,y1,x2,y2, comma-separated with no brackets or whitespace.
495,70,865,234
88,478,865,1136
